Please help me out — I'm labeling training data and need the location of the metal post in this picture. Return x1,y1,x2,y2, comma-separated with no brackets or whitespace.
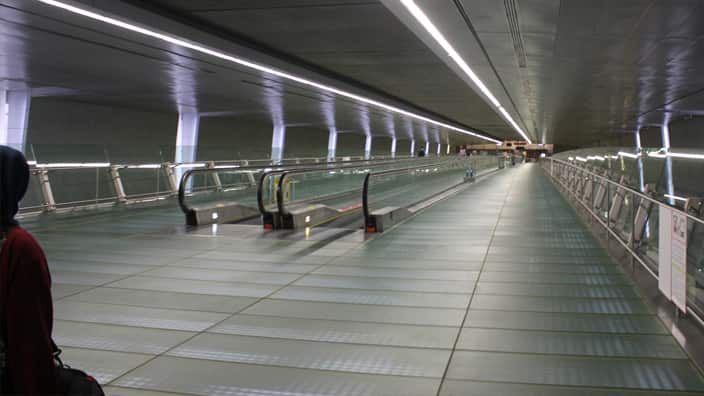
38,169,56,212
110,166,127,203
164,163,179,193
208,161,223,191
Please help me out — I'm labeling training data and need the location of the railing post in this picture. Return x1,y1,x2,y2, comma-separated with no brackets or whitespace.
110,165,128,204
164,163,179,193
207,161,223,191
38,169,56,212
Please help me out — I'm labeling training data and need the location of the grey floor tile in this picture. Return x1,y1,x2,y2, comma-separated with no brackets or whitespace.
439,380,704,396
105,386,192,396
54,321,195,354
209,314,458,348
49,261,154,275
313,266,479,281
456,328,685,359
59,347,153,385
464,309,668,334
168,333,451,377
107,276,279,298
52,283,93,299
52,270,126,286
66,287,258,313
142,267,299,285
295,274,475,293
329,256,483,270
479,271,628,285
446,351,704,391
113,356,440,395
475,281,641,299
243,300,465,326
470,294,651,314
173,258,317,273
55,301,228,331
272,286,470,308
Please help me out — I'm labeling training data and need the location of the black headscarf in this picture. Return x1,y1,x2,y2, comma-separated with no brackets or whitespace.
0,146,30,231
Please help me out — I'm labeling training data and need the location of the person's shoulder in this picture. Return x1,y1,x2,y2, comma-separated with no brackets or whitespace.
6,227,43,254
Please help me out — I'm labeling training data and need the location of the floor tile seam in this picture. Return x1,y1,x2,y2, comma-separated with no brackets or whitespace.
436,169,518,396
276,285,477,295
469,279,633,286
53,318,200,334
117,353,449,381
127,273,299,287
147,266,320,277
55,330,458,355
105,250,344,386
147,271,481,284
256,296,470,310
209,312,465,329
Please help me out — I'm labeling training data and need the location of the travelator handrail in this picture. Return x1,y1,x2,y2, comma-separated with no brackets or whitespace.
273,157,442,218
179,157,397,216
362,158,471,221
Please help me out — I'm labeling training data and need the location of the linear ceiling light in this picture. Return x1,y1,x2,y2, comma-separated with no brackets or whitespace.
399,0,532,144
36,0,500,144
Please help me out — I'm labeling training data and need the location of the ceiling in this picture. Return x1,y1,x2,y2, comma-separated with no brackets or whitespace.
2,0,703,148
140,0,704,147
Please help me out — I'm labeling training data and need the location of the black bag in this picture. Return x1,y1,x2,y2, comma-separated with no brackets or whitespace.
53,342,105,396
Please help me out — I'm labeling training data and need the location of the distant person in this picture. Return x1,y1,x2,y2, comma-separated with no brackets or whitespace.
418,148,426,157
0,146,58,395
459,147,467,156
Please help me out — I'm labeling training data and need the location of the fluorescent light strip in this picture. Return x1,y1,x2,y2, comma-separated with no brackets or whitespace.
664,193,688,202
618,151,640,159
400,0,531,144
37,0,500,144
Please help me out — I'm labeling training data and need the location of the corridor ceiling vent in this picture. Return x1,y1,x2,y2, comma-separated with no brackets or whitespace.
399,0,533,144
504,0,527,68
36,0,501,144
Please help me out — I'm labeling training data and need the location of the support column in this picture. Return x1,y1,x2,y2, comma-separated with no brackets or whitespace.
390,137,397,158
436,143,441,156
635,128,645,193
410,139,416,157
0,90,31,152
662,123,675,205
364,134,372,160
175,112,200,183
327,128,337,161
271,124,286,164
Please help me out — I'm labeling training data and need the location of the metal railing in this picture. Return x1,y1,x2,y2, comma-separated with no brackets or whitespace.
545,157,704,326
17,154,416,216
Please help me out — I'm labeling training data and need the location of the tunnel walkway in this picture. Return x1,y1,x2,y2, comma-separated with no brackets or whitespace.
37,164,704,395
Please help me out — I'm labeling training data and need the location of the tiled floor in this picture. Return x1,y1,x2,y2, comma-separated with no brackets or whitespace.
28,164,704,395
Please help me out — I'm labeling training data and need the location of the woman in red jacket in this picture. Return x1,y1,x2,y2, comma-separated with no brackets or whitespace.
0,146,58,394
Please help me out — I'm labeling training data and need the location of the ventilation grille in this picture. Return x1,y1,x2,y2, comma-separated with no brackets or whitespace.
504,0,527,68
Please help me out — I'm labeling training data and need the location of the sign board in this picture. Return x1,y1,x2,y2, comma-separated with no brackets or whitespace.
658,206,688,312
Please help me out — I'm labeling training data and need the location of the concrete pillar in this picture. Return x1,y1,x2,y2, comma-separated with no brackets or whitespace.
271,124,286,163
364,134,372,160
175,112,200,182
0,90,31,152
327,128,338,161
635,129,645,193
436,143,441,156
390,137,397,158
410,139,416,157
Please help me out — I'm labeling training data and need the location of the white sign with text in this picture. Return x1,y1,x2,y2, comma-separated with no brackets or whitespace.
658,206,688,312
